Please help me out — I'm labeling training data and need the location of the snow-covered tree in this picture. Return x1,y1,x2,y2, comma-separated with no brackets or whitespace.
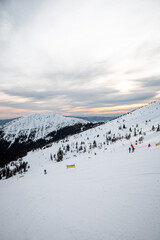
57,148,63,162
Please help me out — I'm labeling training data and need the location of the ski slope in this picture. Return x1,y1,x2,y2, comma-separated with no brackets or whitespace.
0,143,160,240
0,101,160,240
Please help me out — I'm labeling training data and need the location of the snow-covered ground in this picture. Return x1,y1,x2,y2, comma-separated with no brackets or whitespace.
0,142,160,240
0,101,160,240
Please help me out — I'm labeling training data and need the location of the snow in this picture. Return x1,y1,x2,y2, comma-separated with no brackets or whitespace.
1,113,88,143
0,101,160,240
0,145,160,240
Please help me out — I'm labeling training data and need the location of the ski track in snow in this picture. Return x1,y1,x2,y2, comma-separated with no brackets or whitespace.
0,101,160,240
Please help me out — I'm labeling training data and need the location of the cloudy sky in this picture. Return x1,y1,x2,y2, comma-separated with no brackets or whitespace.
0,0,160,118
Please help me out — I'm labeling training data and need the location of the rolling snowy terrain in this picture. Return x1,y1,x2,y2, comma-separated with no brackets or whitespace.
0,101,160,240
0,113,97,167
1,113,89,143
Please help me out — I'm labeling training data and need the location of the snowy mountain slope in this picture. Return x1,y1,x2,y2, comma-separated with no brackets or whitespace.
0,113,99,167
0,117,18,126
36,100,160,161
0,121,160,240
0,101,160,239
1,113,89,143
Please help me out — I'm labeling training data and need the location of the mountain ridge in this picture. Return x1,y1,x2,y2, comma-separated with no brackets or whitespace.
0,113,100,167
0,100,159,168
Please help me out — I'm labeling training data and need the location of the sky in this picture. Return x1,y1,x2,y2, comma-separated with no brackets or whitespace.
0,0,160,119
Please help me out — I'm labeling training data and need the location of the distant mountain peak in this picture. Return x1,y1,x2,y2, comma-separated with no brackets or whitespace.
0,112,98,167
1,112,89,143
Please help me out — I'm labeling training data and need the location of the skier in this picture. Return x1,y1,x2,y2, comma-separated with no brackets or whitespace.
129,147,131,153
44,169,47,175
131,144,134,152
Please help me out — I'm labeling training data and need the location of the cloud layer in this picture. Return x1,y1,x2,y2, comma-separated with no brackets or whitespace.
0,0,160,118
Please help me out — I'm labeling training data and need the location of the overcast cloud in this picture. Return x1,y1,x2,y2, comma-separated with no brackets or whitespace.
0,0,160,118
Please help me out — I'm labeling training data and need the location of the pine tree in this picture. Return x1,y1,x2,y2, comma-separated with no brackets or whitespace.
6,168,10,179
3,169,6,178
93,140,97,148
79,145,83,151
57,148,63,162
66,144,70,151
125,133,131,140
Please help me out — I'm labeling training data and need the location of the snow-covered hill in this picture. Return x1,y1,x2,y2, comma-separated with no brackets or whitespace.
1,113,89,143
0,112,99,168
0,101,160,240
40,100,160,161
